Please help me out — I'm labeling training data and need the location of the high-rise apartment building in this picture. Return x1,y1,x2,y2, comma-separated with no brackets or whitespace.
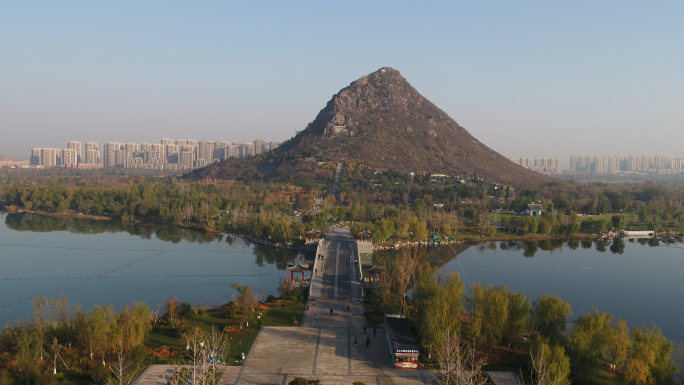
84,142,99,164
254,139,265,155
63,148,78,166
199,140,215,163
213,141,230,161
568,155,684,174
26,136,279,169
103,142,120,168
41,148,61,167
242,142,255,157
509,158,561,174
29,148,42,165
66,141,82,164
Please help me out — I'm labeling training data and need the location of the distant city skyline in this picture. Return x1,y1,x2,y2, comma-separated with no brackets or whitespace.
2,2,683,161
21,138,279,171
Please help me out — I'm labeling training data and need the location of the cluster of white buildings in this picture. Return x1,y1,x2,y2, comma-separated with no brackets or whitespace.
569,155,684,174
29,139,279,170
509,158,562,175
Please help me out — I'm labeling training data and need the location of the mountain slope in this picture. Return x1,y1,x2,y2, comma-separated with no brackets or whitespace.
193,67,558,188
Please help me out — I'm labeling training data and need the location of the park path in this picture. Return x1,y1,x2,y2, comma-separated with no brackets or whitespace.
233,227,433,384
135,228,436,385
329,161,344,200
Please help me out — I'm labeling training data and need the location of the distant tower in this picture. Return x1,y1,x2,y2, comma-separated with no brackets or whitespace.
84,142,99,164
66,141,82,164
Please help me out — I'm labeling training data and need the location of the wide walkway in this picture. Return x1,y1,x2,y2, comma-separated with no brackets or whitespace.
234,227,434,385
135,228,435,385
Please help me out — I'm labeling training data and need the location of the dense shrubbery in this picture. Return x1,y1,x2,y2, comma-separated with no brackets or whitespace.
373,249,678,385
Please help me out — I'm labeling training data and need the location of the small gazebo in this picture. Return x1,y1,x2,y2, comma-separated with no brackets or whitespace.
306,230,320,242
358,230,372,242
366,265,384,283
287,262,310,281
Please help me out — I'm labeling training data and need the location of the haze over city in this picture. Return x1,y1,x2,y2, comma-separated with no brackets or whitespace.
2,1,683,162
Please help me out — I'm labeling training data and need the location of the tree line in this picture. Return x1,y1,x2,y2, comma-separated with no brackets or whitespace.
370,250,677,385
0,295,151,385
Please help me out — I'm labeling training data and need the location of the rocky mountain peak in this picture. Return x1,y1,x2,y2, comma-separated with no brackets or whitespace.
196,67,558,188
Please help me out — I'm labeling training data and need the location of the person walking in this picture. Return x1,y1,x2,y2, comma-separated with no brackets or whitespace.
363,326,367,334
347,305,350,312
373,328,377,337
354,336,358,345
366,336,370,348
330,308,333,316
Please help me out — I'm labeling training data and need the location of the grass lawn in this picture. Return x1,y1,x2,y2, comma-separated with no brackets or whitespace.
456,229,520,240
145,301,306,365
590,369,621,385
261,302,306,326
488,213,519,221
57,379,90,385
575,213,617,223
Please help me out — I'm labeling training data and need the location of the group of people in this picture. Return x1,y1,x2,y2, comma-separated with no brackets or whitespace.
355,325,378,347
328,307,378,348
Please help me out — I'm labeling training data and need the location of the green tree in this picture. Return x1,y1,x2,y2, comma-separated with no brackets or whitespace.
612,215,626,231
649,221,661,232
527,217,539,235
566,311,612,383
230,283,258,326
553,196,571,213
597,219,608,234
624,324,677,385
606,319,630,368
530,340,571,385
480,285,509,345
598,196,612,214
532,294,572,344
504,291,530,346
414,268,465,351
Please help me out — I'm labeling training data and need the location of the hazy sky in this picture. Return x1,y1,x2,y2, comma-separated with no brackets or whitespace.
2,1,683,163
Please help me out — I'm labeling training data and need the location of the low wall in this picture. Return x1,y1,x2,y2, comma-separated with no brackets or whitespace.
357,240,373,254
309,240,324,298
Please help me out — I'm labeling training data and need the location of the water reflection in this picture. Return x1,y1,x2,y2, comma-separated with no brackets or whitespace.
595,239,607,252
0,212,302,325
253,245,300,270
610,238,625,254
523,240,538,257
4,213,226,244
394,236,682,268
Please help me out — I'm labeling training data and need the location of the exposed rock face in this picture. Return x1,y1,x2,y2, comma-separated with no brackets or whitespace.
195,67,559,188
275,67,556,187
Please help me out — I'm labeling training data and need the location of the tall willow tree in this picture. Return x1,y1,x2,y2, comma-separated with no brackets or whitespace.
414,267,465,353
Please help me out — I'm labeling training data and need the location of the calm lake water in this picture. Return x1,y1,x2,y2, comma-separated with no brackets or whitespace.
3,212,683,366
412,237,684,365
0,213,303,324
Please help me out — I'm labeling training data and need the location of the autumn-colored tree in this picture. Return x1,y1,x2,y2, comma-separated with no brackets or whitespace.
230,283,258,326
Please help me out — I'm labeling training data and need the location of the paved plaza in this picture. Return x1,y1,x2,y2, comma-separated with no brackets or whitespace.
235,228,433,384
136,228,438,385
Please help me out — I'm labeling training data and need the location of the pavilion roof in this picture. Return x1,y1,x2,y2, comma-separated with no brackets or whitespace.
306,229,321,235
358,230,372,236
366,265,384,273
287,262,310,272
